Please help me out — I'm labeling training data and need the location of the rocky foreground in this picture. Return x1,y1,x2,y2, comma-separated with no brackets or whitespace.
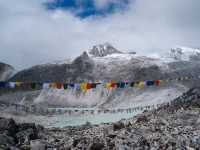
1,88,200,150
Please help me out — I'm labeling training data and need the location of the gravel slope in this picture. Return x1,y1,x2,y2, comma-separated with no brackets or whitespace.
1,87,200,149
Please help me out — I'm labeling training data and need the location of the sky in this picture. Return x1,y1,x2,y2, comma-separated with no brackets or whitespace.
0,0,200,70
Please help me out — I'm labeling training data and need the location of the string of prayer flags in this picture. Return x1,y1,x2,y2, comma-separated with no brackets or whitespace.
1,75,197,91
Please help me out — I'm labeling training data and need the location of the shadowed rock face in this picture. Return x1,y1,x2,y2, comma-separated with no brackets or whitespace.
10,50,166,83
10,52,95,82
0,118,43,150
10,64,69,82
0,62,14,81
7,54,170,83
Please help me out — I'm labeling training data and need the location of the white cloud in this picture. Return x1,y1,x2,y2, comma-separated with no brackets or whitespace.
0,0,200,70
93,0,122,9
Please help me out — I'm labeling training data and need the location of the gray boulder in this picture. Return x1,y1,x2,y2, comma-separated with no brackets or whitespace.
0,134,15,145
0,118,18,136
16,128,38,145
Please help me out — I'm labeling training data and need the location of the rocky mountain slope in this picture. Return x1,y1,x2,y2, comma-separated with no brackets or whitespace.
9,52,94,82
1,87,200,149
10,44,200,82
10,43,169,82
0,62,15,81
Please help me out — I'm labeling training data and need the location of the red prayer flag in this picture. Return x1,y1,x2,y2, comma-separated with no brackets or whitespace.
56,83,63,89
154,80,160,86
86,83,92,89
111,82,117,88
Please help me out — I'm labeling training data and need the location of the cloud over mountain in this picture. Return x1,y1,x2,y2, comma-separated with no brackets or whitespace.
0,0,200,69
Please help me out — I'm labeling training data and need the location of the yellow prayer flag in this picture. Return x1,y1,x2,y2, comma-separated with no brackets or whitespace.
15,82,22,87
50,83,57,88
80,83,87,91
138,81,145,87
106,82,112,89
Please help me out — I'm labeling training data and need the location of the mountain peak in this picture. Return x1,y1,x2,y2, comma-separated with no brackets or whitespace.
88,43,123,57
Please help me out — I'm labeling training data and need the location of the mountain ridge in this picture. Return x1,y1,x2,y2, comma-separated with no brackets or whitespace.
9,44,200,83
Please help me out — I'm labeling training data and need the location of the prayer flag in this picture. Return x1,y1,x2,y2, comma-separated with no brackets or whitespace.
75,83,81,90
111,82,117,88
91,83,97,88
43,83,50,89
56,82,63,89
146,81,154,86
69,83,75,89
50,83,57,88
31,82,36,89
63,83,68,89
154,80,160,86
8,82,16,88
0,82,6,88
80,83,87,91
130,82,135,87
15,82,22,87
106,82,112,88
86,83,92,89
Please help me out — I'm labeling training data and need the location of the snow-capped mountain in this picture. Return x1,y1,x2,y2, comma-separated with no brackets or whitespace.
88,43,123,57
9,43,200,86
161,47,200,62
0,62,15,81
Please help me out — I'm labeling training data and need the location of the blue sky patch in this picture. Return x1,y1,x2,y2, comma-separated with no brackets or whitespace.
45,0,130,18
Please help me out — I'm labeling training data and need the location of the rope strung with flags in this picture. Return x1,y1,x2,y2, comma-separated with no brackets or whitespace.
3,102,170,115
0,75,198,91
3,95,188,115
